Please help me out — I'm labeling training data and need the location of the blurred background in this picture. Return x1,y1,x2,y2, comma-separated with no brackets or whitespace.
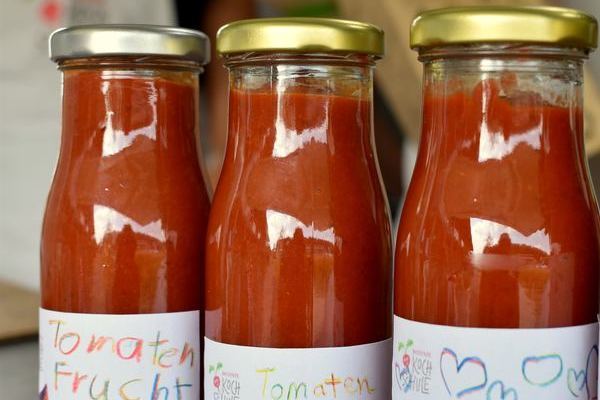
1,0,600,396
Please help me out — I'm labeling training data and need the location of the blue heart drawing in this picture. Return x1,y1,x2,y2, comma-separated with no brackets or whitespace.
568,368,586,397
586,345,598,400
522,354,563,387
440,348,488,398
487,380,518,400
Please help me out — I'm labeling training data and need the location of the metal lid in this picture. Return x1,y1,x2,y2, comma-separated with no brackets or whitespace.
49,24,210,64
410,6,598,51
216,18,384,56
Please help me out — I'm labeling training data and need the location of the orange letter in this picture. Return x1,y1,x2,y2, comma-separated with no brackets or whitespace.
179,342,195,367
59,333,80,355
87,335,116,354
148,332,168,366
119,379,141,400
72,372,88,393
356,377,375,394
157,348,177,368
324,374,342,398
116,337,143,362
49,320,65,348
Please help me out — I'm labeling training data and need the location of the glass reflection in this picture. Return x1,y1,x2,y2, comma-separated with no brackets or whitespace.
469,217,551,255
478,124,542,162
478,84,542,162
101,79,158,157
272,66,329,158
266,209,335,250
93,204,166,245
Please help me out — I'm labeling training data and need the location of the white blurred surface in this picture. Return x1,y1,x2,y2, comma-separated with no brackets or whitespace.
0,0,175,290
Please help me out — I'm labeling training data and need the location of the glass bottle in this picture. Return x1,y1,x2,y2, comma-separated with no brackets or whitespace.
40,25,210,400
205,18,392,398
394,7,600,399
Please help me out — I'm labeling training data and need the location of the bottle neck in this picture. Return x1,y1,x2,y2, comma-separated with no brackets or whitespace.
224,57,375,158
419,51,585,163
59,65,201,161
217,58,386,225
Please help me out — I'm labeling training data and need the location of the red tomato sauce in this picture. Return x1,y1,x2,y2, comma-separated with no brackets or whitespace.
41,69,210,314
206,88,392,347
395,79,599,328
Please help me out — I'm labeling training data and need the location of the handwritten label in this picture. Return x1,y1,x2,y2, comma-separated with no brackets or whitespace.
205,337,392,399
393,315,598,399
39,308,200,400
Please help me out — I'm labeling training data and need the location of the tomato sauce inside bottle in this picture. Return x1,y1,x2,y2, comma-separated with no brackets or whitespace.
42,68,210,314
396,77,599,328
206,87,392,347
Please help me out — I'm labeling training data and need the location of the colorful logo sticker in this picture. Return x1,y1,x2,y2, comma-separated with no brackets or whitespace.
207,363,241,400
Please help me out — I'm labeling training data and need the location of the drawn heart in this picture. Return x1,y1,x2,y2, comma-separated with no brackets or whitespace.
440,348,488,398
486,380,518,400
522,354,563,387
586,345,599,400
567,368,586,397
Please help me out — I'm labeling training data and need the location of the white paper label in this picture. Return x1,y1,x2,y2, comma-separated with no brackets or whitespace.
39,308,200,400
204,337,392,399
392,315,598,399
